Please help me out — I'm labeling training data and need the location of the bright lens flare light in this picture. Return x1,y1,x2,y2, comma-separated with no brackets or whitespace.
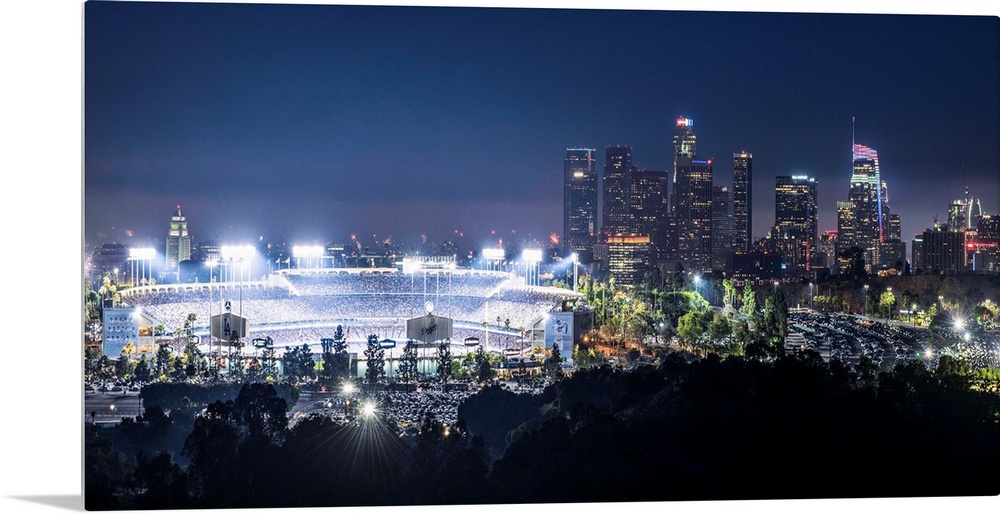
361,402,376,418
342,382,355,395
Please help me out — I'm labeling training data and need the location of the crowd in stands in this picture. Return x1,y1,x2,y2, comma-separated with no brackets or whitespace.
282,271,509,297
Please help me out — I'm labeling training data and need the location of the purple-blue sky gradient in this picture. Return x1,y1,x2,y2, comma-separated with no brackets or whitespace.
84,2,999,251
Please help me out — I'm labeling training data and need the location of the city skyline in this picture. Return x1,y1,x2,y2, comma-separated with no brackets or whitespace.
84,2,999,252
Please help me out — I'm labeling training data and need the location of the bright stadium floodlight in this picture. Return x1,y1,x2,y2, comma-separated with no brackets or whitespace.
292,245,324,258
220,244,256,260
522,249,542,263
128,247,157,287
129,247,156,260
221,244,256,282
482,248,505,260
402,257,421,274
522,249,543,286
292,244,324,269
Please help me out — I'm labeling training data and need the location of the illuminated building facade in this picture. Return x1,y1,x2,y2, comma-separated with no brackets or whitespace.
919,226,968,274
774,175,818,276
711,185,734,273
666,117,698,260
970,214,1000,272
948,191,982,232
629,168,670,260
835,201,857,274
563,148,598,260
836,143,900,272
816,230,837,271
605,235,652,287
911,233,924,271
602,145,636,236
166,205,192,272
673,157,714,273
732,151,753,252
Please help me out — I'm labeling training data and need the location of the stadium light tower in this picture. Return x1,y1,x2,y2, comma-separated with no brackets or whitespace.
220,245,256,282
523,249,542,287
292,244,324,269
221,244,256,338
402,257,422,274
571,252,579,292
128,247,156,287
482,248,504,272
206,258,220,362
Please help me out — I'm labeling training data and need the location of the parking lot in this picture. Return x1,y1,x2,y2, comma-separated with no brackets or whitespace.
787,311,1000,371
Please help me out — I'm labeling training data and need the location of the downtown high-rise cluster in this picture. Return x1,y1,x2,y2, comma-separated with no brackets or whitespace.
912,185,999,274
560,116,998,287
563,116,774,287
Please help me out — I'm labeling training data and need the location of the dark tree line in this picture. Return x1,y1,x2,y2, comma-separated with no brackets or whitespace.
86,350,1000,510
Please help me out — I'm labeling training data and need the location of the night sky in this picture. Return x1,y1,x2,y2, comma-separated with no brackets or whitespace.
84,1,999,252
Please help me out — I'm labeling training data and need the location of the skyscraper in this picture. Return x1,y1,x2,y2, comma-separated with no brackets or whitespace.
920,226,969,274
166,205,192,272
602,145,635,236
670,117,697,217
774,175,818,276
604,235,652,287
973,214,1000,272
563,148,598,260
835,201,856,274
711,185,734,273
673,157,714,273
816,230,838,271
666,116,698,262
629,168,671,260
948,190,982,232
838,142,898,272
732,151,753,251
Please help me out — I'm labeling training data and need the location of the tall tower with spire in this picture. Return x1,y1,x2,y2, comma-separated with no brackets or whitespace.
837,122,903,273
165,205,192,272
